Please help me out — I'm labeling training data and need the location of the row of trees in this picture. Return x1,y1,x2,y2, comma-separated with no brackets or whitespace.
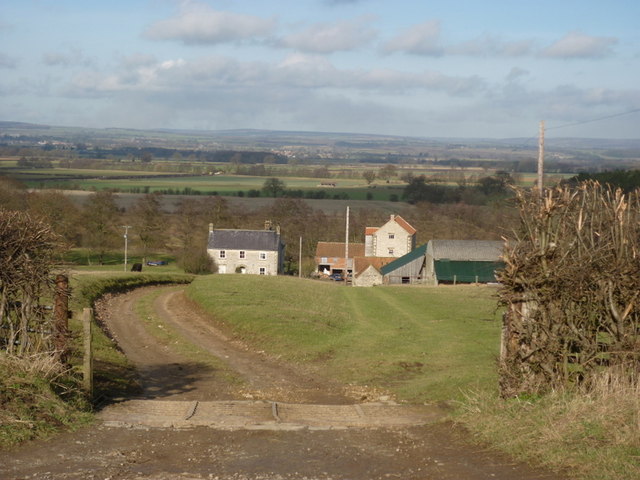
402,171,515,205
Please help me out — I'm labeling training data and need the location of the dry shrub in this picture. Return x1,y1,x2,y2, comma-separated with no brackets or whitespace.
0,209,61,355
498,182,640,397
0,351,66,381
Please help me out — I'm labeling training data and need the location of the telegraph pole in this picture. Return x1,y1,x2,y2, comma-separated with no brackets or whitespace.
299,236,302,278
344,206,350,284
537,120,545,197
122,225,132,272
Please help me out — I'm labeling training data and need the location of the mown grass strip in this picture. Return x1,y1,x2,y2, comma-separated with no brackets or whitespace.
186,275,501,403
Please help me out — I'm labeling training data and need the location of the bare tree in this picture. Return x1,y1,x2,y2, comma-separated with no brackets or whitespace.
129,193,166,263
362,170,376,185
27,190,82,246
82,191,120,264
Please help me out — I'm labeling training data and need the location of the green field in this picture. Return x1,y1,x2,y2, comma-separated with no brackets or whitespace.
183,274,638,479
186,275,501,403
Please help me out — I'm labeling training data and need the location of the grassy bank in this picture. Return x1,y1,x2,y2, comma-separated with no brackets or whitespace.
459,373,640,480
0,269,195,448
186,275,502,403
0,354,92,448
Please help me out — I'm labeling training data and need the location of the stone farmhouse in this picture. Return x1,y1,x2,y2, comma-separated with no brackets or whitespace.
207,223,285,275
365,214,416,258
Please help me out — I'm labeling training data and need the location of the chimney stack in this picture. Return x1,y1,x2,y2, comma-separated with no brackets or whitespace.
209,223,213,233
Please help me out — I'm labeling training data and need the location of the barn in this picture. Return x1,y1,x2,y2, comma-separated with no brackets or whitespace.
424,240,504,285
380,244,428,285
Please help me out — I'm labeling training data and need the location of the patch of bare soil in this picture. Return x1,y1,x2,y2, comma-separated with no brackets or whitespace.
0,286,566,480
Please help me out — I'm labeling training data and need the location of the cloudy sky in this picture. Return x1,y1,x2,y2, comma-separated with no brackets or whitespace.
1,0,639,138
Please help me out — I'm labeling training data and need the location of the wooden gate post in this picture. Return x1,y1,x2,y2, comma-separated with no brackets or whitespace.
82,308,94,397
53,274,70,362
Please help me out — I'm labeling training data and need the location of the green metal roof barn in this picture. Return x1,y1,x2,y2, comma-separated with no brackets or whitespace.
425,240,504,285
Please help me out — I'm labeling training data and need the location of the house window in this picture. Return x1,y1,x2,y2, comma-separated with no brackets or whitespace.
389,233,395,240
260,252,267,260
219,250,226,259
239,250,246,259
388,248,394,255
259,267,266,275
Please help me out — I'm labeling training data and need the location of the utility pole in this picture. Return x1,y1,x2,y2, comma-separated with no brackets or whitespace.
537,120,545,197
344,206,350,284
122,225,132,272
299,236,302,278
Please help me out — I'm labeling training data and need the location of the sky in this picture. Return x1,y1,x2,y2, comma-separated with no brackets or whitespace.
1,0,639,139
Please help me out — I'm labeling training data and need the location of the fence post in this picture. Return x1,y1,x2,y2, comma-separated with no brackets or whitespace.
82,308,93,398
53,274,70,362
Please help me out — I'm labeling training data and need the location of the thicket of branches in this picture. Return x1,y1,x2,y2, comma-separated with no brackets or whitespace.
498,182,640,397
0,210,61,356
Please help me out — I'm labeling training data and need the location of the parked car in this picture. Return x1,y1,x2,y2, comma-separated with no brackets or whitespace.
146,260,168,266
329,272,344,281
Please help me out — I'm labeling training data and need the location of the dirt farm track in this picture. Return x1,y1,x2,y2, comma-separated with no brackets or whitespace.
0,286,565,480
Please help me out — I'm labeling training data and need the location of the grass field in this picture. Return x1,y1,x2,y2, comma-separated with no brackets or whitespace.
184,274,639,480
186,275,502,403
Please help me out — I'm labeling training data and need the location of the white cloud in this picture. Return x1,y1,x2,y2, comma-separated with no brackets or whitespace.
447,34,533,57
144,2,276,45
541,31,617,59
277,18,376,53
42,48,92,67
381,20,443,56
505,67,529,83
65,54,484,101
0,52,17,68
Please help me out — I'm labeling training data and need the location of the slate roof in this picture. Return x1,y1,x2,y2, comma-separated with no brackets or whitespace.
315,242,365,258
428,240,503,261
380,244,428,275
208,229,282,251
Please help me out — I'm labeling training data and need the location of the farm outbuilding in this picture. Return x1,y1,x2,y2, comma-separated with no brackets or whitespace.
380,244,428,285
352,257,396,287
424,240,504,285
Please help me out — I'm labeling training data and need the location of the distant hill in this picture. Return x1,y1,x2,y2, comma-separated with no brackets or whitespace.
1,120,640,154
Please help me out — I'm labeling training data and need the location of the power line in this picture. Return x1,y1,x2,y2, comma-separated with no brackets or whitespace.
546,107,640,132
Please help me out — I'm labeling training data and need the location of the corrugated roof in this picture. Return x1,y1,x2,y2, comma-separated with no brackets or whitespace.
208,229,282,251
315,242,365,258
380,244,427,275
429,240,503,261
